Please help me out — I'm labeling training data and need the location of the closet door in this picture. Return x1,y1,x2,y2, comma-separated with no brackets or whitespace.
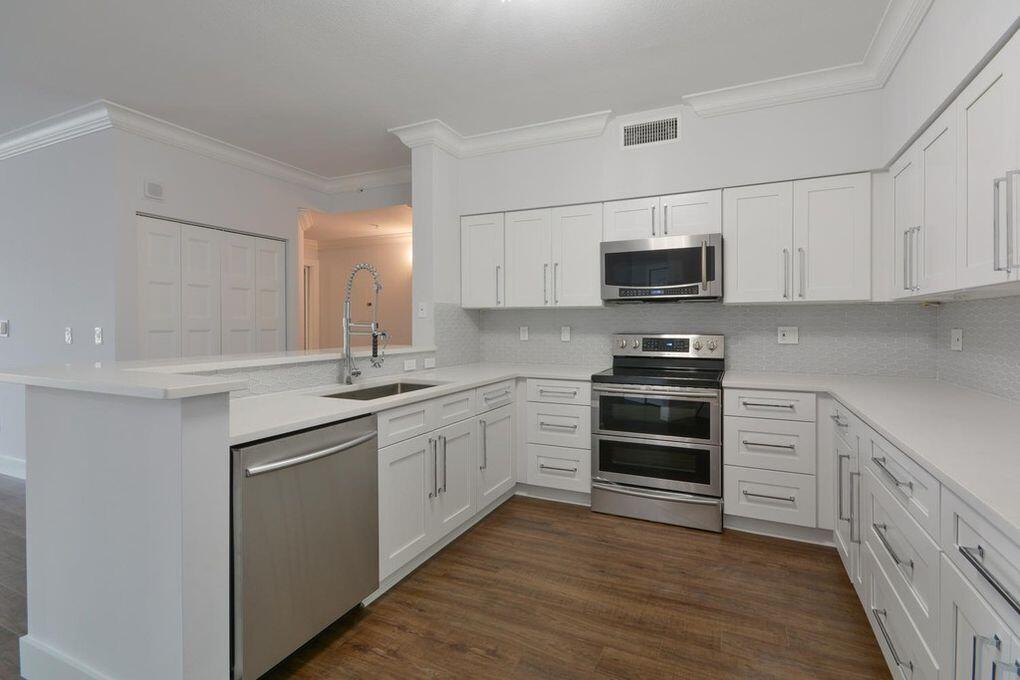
255,238,286,352
221,232,257,355
137,216,181,360
180,225,221,357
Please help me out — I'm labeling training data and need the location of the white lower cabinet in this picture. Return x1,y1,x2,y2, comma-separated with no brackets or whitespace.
723,466,816,527
524,379,592,493
378,434,433,579
833,428,860,589
432,419,478,538
526,443,590,493
478,404,514,504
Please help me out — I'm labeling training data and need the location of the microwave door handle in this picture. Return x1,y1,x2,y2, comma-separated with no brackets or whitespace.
701,240,708,290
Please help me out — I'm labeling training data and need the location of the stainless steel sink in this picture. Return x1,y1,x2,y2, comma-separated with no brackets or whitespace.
323,382,439,401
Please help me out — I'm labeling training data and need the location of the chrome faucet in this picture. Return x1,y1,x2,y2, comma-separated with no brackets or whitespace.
341,263,390,384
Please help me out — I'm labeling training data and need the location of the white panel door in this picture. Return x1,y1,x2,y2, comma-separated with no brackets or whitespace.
254,237,286,352
919,110,958,294
505,209,552,307
956,38,1019,288
550,203,602,307
220,232,257,354
891,145,921,298
378,434,433,579
722,182,793,303
477,404,514,506
180,225,221,357
602,197,659,241
660,190,722,237
432,419,477,540
940,556,1015,679
461,213,504,308
792,173,871,302
137,216,181,359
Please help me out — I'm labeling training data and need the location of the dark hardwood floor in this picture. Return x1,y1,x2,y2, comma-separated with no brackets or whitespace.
0,478,888,679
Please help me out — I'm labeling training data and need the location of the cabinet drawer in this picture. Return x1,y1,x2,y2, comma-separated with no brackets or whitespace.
863,543,939,680
723,466,816,527
724,389,816,422
434,389,476,427
378,400,434,448
526,378,590,405
863,468,940,652
475,380,515,413
526,443,590,493
723,416,816,474
865,432,939,540
526,402,591,448
941,488,1020,633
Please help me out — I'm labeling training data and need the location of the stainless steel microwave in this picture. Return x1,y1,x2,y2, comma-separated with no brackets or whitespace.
601,233,723,302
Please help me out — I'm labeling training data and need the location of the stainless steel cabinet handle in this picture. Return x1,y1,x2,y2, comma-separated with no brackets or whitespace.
874,523,914,573
994,660,1020,678
483,388,511,401
742,490,796,503
903,229,911,290
553,262,559,303
539,421,578,431
543,263,549,304
914,226,923,290
798,247,806,298
244,430,377,476
871,608,913,674
479,419,487,470
837,453,850,521
1007,170,1019,274
440,435,448,494
972,633,1002,680
539,388,579,397
873,457,913,492
741,401,794,409
783,248,790,299
995,176,1008,273
959,545,1020,617
663,205,668,235
741,440,796,450
850,471,861,544
495,265,502,305
539,463,577,474
700,240,709,291
428,437,437,499
907,227,915,291
830,413,849,428
650,205,656,236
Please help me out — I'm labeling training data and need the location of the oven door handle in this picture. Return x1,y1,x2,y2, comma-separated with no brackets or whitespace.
592,386,720,399
592,480,721,505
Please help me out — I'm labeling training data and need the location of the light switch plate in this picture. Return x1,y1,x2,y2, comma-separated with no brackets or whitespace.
64,327,73,345
519,326,529,341
778,326,799,344
423,357,436,369
560,326,571,342
0,320,8,338
403,359,417,371
94,327,103,345
950,328,963,351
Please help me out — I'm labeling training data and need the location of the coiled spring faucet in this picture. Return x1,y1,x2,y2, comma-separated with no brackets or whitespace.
341,263,389,384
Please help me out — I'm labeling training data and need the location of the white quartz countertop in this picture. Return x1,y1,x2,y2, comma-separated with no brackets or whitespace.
724,372,1020,545
229,362,605,446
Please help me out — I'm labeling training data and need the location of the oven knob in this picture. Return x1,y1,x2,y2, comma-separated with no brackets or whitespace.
618,339,627,349
707,340,718,351
693,340,703,351
632,340,640,349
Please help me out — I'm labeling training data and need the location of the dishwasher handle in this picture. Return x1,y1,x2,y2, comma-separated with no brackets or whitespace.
244,430,377,477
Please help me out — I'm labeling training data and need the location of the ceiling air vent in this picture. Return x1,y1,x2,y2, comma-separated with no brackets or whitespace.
621,116,679,149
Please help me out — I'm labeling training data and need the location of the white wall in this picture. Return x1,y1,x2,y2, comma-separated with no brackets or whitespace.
330,182,411,214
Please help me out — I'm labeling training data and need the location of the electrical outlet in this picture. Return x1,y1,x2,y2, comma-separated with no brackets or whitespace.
417,302,428,319
64,327,73,345
560,326,571,342
423,357,436,369
94,327,103,345
950,328,963,351
0,320,8,338
403,359,417,371
519,326,529,341
778,326,799,344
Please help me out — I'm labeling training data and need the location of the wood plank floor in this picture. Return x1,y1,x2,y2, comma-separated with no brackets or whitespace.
265,496,890,680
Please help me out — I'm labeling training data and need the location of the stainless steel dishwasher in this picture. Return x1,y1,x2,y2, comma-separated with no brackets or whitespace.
231,414,379,679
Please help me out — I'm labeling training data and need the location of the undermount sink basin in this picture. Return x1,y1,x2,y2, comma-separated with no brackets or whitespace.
323,381,439,401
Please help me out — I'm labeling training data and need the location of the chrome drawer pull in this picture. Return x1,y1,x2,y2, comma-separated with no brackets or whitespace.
850,471,861,545
837,453,850,521
994,660,1020,677
479,419,487,470
741,440,795,450
742,490,795,504
871,608,913,674
830,413,849,427
959,545,1020,617
483,388,511,401
741,401,794,409
539,388,579,397
539,421,578,431
873,457,913,492
972,633,1002,680
539,464,577,474
874,523,914,573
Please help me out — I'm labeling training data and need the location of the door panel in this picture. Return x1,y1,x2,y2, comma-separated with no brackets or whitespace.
433,420,476,539
603,197,659,241
461,213,505,308
660,190,722,237
505,209,552,307
478,404,514,505
919,111,958,293
722,182,793,303
137,216,181,359
254,238,286,352
180,225,221,357
221,232,257,354
551,204,602,306
940,555,1015,680
892,148,921,298
378,435,432,579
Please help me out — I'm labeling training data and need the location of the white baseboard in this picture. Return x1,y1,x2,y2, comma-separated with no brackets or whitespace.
514,484,591,507
0,454,25,480
724,514,835,546
20,636,112,680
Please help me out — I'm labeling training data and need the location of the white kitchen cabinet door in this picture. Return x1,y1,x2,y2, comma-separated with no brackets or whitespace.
137,217,181,359
461,213,505,308
254,238,286,352
918,110,958,294
550,203,602,307
477,404,514,506
660,190,722,237
722,182,793,303
834,432,859,589
378,434,433,579
792,173,871,302
432,419,477,540
220,232,257,355
180,225,221,357
955,37,1019,289
940,555,1016,680
891,145,921,298
505,209,553,307
603,197,659,241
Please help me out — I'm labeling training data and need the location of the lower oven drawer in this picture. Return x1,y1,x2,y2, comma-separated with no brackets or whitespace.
591,481,722,532
723,465,817,528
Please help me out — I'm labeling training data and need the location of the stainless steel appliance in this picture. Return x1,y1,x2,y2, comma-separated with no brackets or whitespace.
601,233,723,302
231,415,379,679
591,333,724,532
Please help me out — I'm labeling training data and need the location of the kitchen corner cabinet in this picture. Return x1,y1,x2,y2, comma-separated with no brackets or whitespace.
477,403,514,504
602,190,721,241
723,173,871,303
461,213,505,308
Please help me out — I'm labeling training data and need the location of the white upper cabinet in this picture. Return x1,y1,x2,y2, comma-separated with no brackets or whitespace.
550,203,602,307
723,182,794,303
660,190,722,237
792,173,871,302
955,35,1019,289
602,196,659,241
180,225,221,357
505,209,553,307
461,213,505,308
918,109,958,294
891,144,921,298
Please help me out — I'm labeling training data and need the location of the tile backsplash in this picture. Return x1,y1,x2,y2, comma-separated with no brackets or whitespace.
936,297,1020,400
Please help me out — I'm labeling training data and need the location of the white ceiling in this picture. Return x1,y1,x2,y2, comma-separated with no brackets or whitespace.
305,205,412,242
2,0,890,177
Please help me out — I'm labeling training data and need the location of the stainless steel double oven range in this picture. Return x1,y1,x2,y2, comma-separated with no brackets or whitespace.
590,334,724,532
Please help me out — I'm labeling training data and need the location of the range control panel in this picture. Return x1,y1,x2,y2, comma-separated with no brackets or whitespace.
612,333,724,359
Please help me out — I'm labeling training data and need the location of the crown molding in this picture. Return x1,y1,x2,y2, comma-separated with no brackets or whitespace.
683,0,933,117
389,110,612,158
0,99,411,195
